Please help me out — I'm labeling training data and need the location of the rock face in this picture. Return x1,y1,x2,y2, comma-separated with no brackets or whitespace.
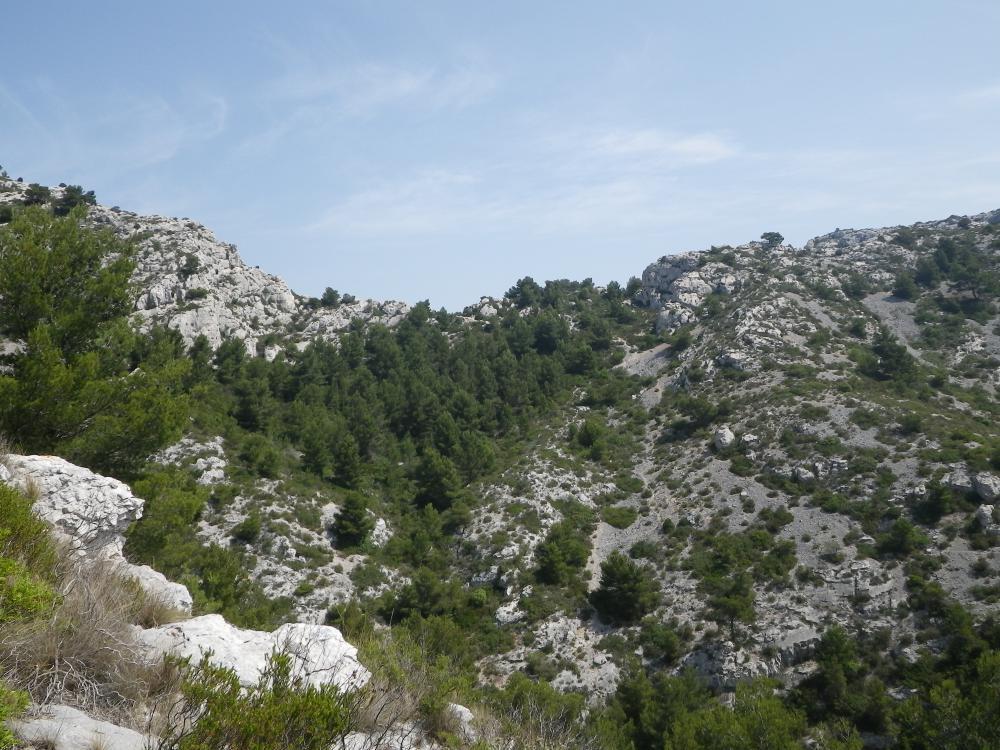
973,473,1000,502
136,614,370,691
3,454,193,614
89,204,410,353
0,178,412,355
5,455,143,557
11,705,151,750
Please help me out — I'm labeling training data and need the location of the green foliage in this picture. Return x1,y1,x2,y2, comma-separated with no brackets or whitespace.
161,652,349,750
331,492,375,548
0,206,134,352
0,483,58,574
602,505,638,529
893,272,919,300
53,184,96,216
0,681,28,749
535,518,593,585
877,518,928,557
126,470,291,629
0,483,57,624
894,651,1000,749
761,231,784,248
21,183,50,206
857,328,918,384
0,557,55,622
590,552,659,624
596,671,808,750
0,209,188,476
230,513,262,544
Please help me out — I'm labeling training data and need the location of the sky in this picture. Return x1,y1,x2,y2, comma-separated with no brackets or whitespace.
2,1,999,310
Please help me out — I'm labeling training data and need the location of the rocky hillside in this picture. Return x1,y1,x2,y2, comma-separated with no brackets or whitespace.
2,170,1000,748
0,176,410,354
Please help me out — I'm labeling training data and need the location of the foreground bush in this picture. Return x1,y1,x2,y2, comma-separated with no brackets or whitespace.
155,652,350,750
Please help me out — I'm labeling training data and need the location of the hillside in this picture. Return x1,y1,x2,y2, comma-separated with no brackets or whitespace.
1,171,999,748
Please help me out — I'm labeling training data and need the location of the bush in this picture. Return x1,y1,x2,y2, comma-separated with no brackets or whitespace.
0,681,28,749
602,506,638,529
0,558,54,623
331,492,374,549
230,514,262,545
157,652,350,750
590,552,659,624
536,521,591,585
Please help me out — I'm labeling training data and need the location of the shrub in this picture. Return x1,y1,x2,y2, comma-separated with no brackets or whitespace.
536,522,591,585
230,514,262,545
602,506,638,529
156,652,349,750
0,483,57,574
0,681,28,749
0,558,54,623
331,492,374,549
590,552,659,624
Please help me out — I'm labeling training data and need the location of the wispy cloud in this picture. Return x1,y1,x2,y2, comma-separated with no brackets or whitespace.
0,77,228,183
258,33,498,118
588,129,738,164
958,83,1000,106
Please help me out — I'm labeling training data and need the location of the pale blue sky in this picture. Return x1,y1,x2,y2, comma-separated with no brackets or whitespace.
3,1,999,309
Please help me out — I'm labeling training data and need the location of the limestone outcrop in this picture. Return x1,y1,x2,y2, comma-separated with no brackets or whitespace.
136,614,370,691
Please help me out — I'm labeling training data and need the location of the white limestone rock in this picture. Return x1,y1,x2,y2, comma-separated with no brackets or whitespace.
946,466,975,494
446,703,478,744
975,505,998,534
973,473,1000,502
371,517,392,548
5,454,193,614
713,426,736,451
5,455,143,556
11,704,151,750
125,563,194,615
136,614,370,691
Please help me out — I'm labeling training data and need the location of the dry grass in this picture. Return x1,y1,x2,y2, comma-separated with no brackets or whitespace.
0,552,182,729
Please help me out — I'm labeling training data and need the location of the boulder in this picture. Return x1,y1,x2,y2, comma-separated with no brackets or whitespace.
5,455,143,556
371,517,392,547
973,473,1000,502
794,466,816,483
6,454,193,613
11,705,151,750
447,703,478,743
976,505,997,531
136,614,370,691
946,467,975,495
713,426,736,451
125,563,194,615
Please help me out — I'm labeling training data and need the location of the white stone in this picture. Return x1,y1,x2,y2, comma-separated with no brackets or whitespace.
713,426,736,451
447,703,477,743
124,563,194,615
371,517,391,547
5,455,143,557
946,467,975,494
794,466,816,483
973,473,1000,502
0,462,10,482
136,614,370,691
11,705,151,750
976,505,996,529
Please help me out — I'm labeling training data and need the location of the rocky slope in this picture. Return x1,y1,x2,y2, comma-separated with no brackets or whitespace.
460,208,1000,697
0,177,410,354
